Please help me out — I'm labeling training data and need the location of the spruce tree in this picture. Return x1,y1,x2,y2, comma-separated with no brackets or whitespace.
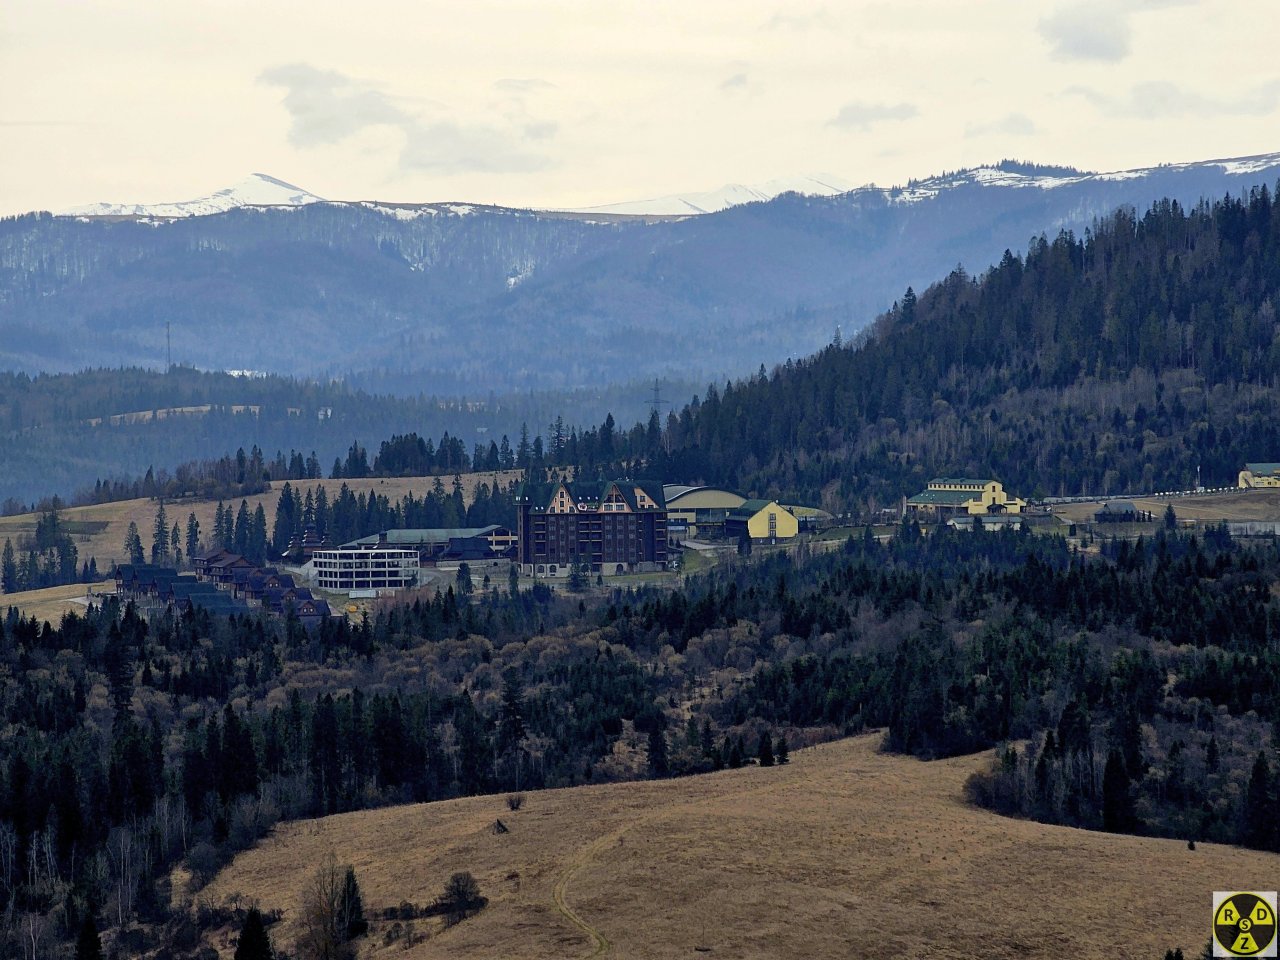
776,734,790,765
1101,749,1134,833
456,562,474,596
647,725,669,777
1,539,16,593
757,732,775,767
340,866,367,941
75,914,102,960
124,521,145,565
151,501,169,563
233,907,273,960
1241,751,1274,850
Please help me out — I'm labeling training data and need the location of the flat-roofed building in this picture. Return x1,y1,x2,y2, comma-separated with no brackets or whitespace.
1238,462,1280,488
309,545,420,592
662,485,747,539
343,525,516,562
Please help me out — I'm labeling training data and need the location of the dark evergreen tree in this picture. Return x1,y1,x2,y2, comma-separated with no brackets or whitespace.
340,866,368,941
0,538,16,593
1241,751,1275,851
124,521,145,564
1102,749,1134,833
647,725,669,778
233,907,273,960
151,501,169,563
757,732,775,767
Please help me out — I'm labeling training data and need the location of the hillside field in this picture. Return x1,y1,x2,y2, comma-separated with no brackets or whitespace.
1052,489,1280,526
0,581,116,623
201,733,1277,960
0,470,521,571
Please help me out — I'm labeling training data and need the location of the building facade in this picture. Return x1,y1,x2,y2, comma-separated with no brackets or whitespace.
309,545,421,592
663,485,747,540
515,479,668,577
1238,462,1280,488
343,525,517,563
725,499,800,543
904,478,1027,520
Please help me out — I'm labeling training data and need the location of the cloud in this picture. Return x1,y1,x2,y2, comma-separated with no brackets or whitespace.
1039,3,1132,62
0,119,87,127
828,100,917,130
965,113,1039,138
494,78,555,94
720,72,749,92
258,63,408,147
523,121,558,141
1039,0,1202,63
764,7,836,30
1067,79,1280,117
401,121,550,174
260,62,556,175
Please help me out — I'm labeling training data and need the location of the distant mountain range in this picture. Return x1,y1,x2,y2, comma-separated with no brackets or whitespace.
5,152,1279,392
58,172,859,220
59,173,325,219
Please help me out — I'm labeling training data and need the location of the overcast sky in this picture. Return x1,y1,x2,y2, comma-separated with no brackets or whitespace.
2,0,1277,214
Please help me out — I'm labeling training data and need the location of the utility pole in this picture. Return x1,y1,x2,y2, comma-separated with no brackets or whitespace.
649,378,671,453
166,320,172,371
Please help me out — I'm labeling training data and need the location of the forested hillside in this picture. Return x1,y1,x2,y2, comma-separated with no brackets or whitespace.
0,366,686,506
577,187,1280,510
4,156,1278,392
4,521,1278,957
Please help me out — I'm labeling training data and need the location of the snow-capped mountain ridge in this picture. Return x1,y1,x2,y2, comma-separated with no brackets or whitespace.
564,173,860,216
60,173,325,219
861,152,1280,206
54,153,1280,223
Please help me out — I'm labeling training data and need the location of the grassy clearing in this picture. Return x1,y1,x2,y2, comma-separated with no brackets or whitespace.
201,733,1277,959
1052,488,1280,524
0,471,522,570
0,581,116,623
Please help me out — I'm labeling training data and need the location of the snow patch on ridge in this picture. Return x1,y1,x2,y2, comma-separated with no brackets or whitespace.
59,173,324,219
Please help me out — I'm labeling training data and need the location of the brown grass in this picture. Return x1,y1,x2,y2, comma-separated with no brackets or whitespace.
201,733,1277,959
1054,488,1280,524
0,581,116,623
0,471,522,571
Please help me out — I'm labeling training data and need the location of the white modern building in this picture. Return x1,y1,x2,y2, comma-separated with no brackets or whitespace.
308,545,420,592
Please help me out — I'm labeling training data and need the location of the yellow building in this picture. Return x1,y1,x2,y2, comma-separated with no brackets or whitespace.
904,478,1026,520
725,499,800,543
1238,463,1280,488
663,485,747,539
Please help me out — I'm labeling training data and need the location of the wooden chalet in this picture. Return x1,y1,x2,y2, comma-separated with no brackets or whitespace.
208,554,255,588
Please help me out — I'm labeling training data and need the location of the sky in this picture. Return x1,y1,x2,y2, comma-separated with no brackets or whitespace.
2,0,1278,215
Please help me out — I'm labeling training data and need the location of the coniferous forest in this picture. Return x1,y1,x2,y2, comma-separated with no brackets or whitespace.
3,520,1279,955
541,187,1280,512
4,189,1280,956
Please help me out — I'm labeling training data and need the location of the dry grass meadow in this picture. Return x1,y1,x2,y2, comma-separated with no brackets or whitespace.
1053,488,1280,524
0,470,521,573
201,733,1278,960
0,581,116,623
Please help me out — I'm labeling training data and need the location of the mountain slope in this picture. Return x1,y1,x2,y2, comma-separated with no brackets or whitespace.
623,185,1280,508
3,153,1279,390
566,172,859,215
202,733,1276,959
59,173,324,218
